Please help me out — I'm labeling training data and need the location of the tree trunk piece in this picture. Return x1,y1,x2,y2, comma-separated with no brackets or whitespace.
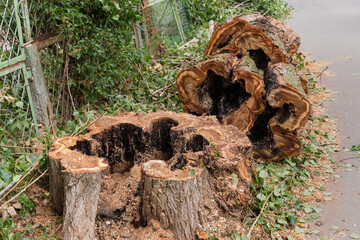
141,160,213,240
49,137,109,240
176,54,266,132
205,13,300,64
49,112,253,239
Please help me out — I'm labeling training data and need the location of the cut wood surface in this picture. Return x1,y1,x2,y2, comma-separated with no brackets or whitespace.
49,111,252,239
177,53,265,133
176,13,310,161
205,13,300,64
49,137,108,240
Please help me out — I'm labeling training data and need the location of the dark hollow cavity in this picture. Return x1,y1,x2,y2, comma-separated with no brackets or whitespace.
248,104,275,149
248,49,270,71
197,70,251,121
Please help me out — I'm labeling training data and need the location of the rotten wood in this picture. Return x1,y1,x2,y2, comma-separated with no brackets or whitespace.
49,112,252,239
177,53,266,133
205,13,300,64
176,14,310,161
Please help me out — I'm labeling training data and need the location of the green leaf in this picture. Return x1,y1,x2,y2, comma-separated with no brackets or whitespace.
288,215,297,226
277,218,287,225
12,175,21,183
295,226,305,233
312,206,323,213
0,169,12,181
102,5,111,12
345,168,353,172
303,189,312,196
332,225,339,230
15,101,24,108
287,236,294,240
189,169,195,177
312,230,320,234
274,187,280,196
350,233,360,239
259,170,267,179
323,192,332,196
256,193,266,201
323,196,332,201
350,145,360,151
112,15,120,21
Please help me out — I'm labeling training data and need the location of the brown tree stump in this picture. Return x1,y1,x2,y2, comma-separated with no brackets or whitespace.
49,137,109,240
49,112,252,239
141,160,212,240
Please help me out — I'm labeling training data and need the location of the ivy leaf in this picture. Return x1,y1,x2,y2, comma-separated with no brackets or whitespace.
256,193,266,201
303,189,312,196
345,168,353,172
274,187,280,196
312,230,320,234
295,226,305,233
112,15,120,21
277,218,287,225
15,101,24,108
0,169,12,181
189,169,195,177
288,215,297,226
350,145,360,151
350,233,360,239
259,170,267,179
324,196,332,201
13,174,21,183
102,5,111,12
332,226,339,230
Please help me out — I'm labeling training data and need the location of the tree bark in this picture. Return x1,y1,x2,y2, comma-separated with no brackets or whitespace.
49,112,252,239
141,160,213,240
205,13,300,64
176,14,310,161
49,137,109,240
177,53,266,133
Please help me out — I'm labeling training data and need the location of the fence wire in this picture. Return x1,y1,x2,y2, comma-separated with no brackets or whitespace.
0,0,37,144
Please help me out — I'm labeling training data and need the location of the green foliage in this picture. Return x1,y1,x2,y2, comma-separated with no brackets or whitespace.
247,0,292,20
0,218,22,240
18,194,36,218
181,0,230,24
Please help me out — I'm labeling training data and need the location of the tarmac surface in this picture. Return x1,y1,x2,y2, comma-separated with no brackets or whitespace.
286,0,360,239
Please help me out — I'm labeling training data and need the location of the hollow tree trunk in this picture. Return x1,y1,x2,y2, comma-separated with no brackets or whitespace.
176,14,310,161
205,13,300,64
141,160,212,240
176,53,266,133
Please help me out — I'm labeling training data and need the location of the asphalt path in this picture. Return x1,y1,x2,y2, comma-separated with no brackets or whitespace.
285,0,360,239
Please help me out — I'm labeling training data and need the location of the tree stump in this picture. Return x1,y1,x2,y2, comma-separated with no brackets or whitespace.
49,112,252,239
49,137,109,240
141,160,212,240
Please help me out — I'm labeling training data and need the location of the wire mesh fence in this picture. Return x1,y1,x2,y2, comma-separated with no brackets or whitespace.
0,0,37,143
139,0,190,58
